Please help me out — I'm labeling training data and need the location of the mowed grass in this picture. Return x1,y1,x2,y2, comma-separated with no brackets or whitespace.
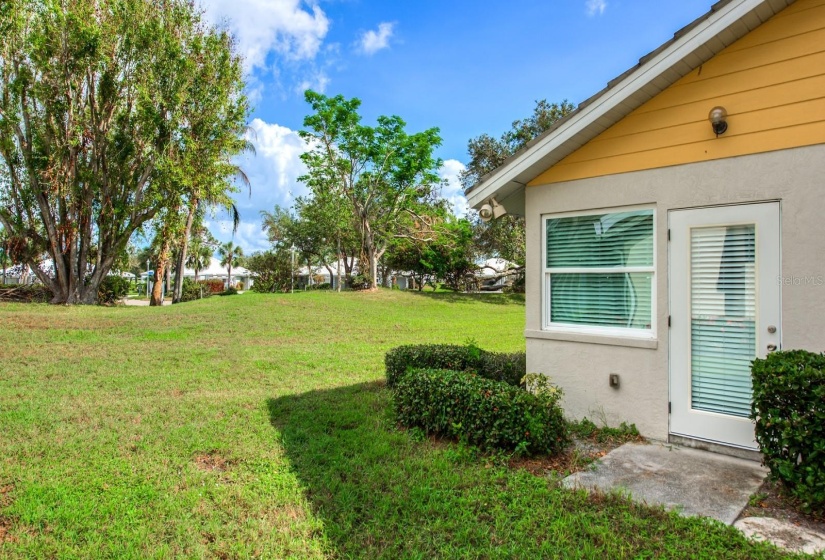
0,290,798,559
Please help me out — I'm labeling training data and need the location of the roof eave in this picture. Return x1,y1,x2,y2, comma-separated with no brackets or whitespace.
466,0,793,211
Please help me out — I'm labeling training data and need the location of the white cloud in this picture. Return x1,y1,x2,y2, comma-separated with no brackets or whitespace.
356,22,395,55
199,0,330,72
206,219,272,254
295,70,330,95
438,159,469,218
241,118,311,205
586,0,607,16
209,118,310,253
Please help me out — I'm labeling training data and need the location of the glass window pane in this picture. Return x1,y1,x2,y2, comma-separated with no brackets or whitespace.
546,209,654,268
550,272,653,329
690,225,756,417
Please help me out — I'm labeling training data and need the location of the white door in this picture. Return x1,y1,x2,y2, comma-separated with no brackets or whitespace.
669,202,780,449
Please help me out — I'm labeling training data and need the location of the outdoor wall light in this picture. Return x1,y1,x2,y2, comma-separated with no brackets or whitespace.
479,197,507,222
708,106,728,136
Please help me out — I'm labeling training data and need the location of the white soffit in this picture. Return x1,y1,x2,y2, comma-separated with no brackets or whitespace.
466,0,795,209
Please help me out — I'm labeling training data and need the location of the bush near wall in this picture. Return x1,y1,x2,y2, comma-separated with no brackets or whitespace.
751,350,825,510
393,368,568,455
385,344,525,388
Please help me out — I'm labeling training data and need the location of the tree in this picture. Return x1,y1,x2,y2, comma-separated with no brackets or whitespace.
245,250,293,293
386,215,475,291
218,241,243,290
186,227,217,283
460,99,574,265
262,194,360,290
0,226,9,285
0,0,246,304
299,91,443,289
168,29,251,304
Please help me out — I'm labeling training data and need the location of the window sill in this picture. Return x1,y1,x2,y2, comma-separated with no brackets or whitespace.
524,329,658,349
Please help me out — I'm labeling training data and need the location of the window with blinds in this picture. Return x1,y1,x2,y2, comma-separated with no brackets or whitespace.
690,225,756,417
544,209,654,334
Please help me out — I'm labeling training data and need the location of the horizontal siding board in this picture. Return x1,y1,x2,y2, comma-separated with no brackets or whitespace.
685,27,825,83
724,2,825,51
587,72,825,142
558,98,825,165
638,49,825,113
536,120,825,185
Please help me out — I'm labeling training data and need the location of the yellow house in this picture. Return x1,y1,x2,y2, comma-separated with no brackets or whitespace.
466,0,825,456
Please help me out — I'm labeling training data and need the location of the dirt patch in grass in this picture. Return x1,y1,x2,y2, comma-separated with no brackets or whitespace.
0,516,16,544
739,479,825,534
510,422,645,478
193,451,235,472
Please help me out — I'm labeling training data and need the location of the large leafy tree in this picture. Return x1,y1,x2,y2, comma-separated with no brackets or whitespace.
460,99,574,266
386,214,475,292
244,250,293,293
261,193,360,290
0,0,246,304
298,91,443,289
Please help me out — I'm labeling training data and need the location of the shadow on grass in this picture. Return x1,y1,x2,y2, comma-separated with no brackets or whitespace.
267,381,787,559
404,290,525,305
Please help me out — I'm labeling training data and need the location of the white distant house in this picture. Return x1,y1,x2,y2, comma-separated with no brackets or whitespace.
184,257,253,290
296,261,357,290
140,257,253,290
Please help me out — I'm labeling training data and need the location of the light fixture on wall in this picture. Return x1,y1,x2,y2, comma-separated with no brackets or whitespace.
479,197,507,222
708,106,728,137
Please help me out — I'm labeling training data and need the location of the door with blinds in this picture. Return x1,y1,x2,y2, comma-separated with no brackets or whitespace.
669,203,780,449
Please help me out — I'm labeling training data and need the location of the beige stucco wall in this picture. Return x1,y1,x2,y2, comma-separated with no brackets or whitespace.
525,143,825,441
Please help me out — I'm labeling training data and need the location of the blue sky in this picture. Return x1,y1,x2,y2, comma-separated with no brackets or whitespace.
198,0,710,252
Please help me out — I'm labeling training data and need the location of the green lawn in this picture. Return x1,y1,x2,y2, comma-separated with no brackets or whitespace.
0,291,799,558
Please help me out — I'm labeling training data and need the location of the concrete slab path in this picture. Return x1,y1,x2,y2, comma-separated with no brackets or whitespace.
562,441,767,525
735,516,825,555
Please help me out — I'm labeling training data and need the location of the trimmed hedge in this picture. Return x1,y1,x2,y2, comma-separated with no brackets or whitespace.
393,368,568,455
385,344,525,387
751,350,825,510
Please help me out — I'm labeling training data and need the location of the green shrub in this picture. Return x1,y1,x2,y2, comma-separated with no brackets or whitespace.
219,287,238,296
349,274,371,290
98,275,130,304
393,368,568,455
385,344,525,387
569,417,642,444
180,278,212,302
751,350,825,510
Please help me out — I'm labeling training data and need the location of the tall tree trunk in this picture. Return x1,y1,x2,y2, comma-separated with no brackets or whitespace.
150,238,171,306
336,236,342,292
172,201,197,304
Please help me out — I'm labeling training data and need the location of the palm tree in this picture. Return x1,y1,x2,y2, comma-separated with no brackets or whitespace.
186,239,214,283
218,241,243,290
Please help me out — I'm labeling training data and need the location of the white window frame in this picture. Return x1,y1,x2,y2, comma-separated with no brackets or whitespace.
541,205,657,340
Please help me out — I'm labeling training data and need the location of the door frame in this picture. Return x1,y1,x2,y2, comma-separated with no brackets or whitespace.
668,201,782,449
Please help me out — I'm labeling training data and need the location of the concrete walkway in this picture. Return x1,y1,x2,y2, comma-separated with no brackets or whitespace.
563,442,825,555
563,442,766,525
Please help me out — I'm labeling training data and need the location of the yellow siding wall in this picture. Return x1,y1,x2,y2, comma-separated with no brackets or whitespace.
529,0,825,187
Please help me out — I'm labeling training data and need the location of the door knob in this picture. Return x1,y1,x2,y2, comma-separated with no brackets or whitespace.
767,344,777,352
